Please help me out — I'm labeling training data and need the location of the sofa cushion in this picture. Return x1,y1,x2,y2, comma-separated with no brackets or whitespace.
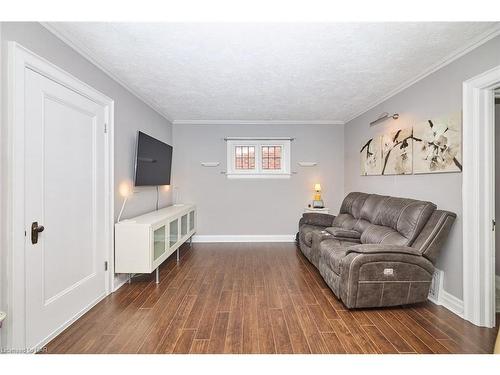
359,194,389,222
346,243,422,256
373,197,436,245
360,224,408,245
319,240,347,275
326,227,361,240
338,192,370,218
332,213,357,230
300,212,335,227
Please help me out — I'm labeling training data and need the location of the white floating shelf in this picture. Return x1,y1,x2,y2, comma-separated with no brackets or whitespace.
201,162,220,167
298,162,318,167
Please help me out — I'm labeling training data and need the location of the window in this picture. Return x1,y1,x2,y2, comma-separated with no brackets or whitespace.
226,138,291,179
235,146,255,170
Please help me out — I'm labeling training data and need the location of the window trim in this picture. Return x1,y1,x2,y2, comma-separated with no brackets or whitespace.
226,138,291,179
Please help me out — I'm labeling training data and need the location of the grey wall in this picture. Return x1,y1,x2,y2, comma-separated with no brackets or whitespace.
0,22,173,341
344,35,500,300
173,124,344,236
496,101,500,277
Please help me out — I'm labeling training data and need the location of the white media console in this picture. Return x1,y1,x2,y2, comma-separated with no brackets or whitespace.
115,204,196,283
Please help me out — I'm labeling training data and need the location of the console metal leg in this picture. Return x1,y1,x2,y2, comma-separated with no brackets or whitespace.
128,273,132,284
189,236,193,247
155,268,160,284
176,248,180,263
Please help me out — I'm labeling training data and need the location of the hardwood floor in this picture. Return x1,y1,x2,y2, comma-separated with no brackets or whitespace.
43,243,500,354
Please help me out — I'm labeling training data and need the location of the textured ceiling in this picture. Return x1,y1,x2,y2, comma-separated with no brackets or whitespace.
46,22,499,123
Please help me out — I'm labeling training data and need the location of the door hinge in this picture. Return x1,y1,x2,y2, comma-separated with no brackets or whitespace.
104,261,108,271
492,219,496,231
104,123,108,133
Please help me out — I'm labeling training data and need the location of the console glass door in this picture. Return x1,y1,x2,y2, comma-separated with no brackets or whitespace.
169,219,179,247
189,210,195,231
181,214,188,237
153,226,166,261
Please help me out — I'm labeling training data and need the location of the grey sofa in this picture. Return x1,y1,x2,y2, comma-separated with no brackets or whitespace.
298,192,456,309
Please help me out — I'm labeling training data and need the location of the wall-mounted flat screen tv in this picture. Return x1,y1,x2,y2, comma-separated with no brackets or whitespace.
134,131,172,186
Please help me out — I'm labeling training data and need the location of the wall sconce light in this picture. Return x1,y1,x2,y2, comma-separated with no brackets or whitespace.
117,182,133,222
370,112,399,127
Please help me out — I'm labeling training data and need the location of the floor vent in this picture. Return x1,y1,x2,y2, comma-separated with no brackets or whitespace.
429,269,444,301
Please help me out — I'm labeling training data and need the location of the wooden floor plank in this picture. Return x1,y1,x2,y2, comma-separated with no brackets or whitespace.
269,309,293,354
189,339,209,354
277,288,311,354
337,310,378,354
207,312,230,354
42,243,499,354
362,325,399,354
173,329,197,354
378,310,434,354
242,294,260,354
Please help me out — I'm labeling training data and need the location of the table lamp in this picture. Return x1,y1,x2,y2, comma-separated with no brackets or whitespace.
313,183,324,208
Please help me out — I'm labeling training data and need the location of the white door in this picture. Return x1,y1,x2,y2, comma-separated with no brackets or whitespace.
24,68,108,349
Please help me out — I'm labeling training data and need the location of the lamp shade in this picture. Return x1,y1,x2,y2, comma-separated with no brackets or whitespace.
314,183,322,192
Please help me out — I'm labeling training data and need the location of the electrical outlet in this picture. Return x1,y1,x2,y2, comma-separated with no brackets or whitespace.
383,268,394,276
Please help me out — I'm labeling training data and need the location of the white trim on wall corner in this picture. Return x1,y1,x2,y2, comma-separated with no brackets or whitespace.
462,64,500,328
192,234,296,243
439,290,465,318
344,23,500,124
172,120,344,126
40,22,174,124
429,289,464,318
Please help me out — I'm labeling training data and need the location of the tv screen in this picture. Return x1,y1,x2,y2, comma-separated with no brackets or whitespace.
134,131,172,186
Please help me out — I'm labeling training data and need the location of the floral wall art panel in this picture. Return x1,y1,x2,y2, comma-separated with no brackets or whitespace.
360,135,382,176
381,128,413,175
413,112,462,174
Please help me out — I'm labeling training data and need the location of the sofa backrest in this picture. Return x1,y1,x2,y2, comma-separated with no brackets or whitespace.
334,192,438,247
411,210,457,262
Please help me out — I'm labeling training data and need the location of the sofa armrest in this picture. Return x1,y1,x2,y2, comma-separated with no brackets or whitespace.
299,213,335,228
346,244,421,256
326,227,361,240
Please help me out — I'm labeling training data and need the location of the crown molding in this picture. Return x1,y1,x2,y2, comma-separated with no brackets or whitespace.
40,22,174,124
172,119,344,126
344,23,500,124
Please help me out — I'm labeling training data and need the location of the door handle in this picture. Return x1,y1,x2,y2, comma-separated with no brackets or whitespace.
31,221,45,244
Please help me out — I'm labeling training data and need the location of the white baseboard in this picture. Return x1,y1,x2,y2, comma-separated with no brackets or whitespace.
192,234,296,243
430,288,464,318
439,290,464,317
428,268,464,318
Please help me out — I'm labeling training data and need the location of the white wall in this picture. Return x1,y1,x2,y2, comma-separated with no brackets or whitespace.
344,35,500,301
172,124,344,237
0,22,173,344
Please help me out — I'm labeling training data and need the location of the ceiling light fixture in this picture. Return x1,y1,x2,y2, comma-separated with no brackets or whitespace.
369,112,399,126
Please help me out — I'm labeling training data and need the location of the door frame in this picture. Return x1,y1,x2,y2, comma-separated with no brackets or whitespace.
462,64,500,328
4,42,115,350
